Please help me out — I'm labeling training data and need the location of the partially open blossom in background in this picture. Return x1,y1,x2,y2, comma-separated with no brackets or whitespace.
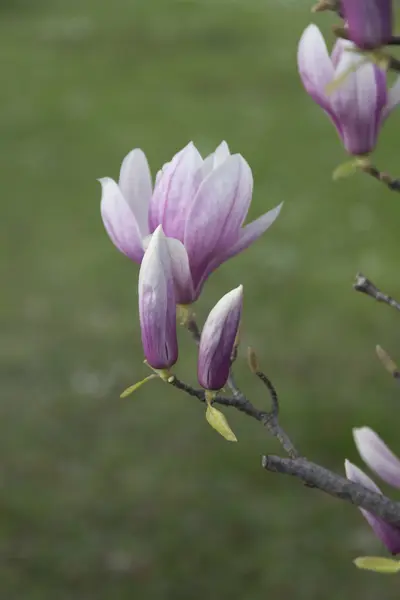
353,427,400,489
138,226,178,370
100,142,281,303
345,427,400,555
345,459,400,554
198,285,243,391
342,0,393,49
298,24,400,155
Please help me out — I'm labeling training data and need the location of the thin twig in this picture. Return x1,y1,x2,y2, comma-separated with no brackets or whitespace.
186,314,201,344
176,313,400,522
255,371,279,417
169,376,267,421
247,348,298,457
312,0,342,15
354,273,400,312
255,370,298,458
171,375,400,522
262,455,400,526
359,163,400,193
169,375,298,457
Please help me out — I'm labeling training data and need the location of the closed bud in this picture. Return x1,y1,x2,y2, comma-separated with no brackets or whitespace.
197,286,243,391
342,0,393,49
138,225,178,370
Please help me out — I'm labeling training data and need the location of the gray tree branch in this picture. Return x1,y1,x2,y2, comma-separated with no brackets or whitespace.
262,455,400,526
179,311,400,529
354,274,400,312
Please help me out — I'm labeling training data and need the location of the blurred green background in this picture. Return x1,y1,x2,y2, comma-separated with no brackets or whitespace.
2,0,400,598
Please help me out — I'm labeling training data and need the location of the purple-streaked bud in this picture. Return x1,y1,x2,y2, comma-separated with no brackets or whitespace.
298,24,400,156
353,427,400,489
138,225,178,370
345,460,400,555
100,142,282,302
198,286,243,391
342,0,393,49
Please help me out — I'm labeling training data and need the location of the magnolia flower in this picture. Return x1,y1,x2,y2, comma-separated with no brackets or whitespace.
342,0,393,49
353,427,400,489
345,459,400,555
100,142,282,303
138,226,178,370
198,285,243,391
298,24,400,155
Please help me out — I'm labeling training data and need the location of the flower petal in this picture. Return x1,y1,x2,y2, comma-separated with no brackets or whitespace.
345,460,400,555
202,141,231,179
213,140,231,168
383,76,400,120
353,427,400,489
298,24,335,114
331,43,387,154
184,154,253,288
149,142,203,241
99,177,144,263
118,149,152,237
192,203,283,299
138,225,178,369
164,237,195,305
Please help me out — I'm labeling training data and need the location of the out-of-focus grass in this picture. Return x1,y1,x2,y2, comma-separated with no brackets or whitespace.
1,0,400,598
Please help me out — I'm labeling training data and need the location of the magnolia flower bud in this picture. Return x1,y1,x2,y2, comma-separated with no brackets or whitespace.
342,0,393,49
198,286,243,391
138,225,178,370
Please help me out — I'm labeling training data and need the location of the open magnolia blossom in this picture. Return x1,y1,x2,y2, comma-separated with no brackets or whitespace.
298,24,400,156
342,0,393,50
100,141,282,304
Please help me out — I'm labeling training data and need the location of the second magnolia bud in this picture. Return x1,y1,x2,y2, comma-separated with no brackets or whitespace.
197,285,243,391
342,0,393,50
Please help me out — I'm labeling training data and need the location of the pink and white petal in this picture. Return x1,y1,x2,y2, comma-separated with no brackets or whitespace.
353,427,400,489
99,177,144,263
200,155,215,181
119,149,152,237
331,48,386,154
201,141,231,180
383,76,400,120
345,460,400,555
331,38,347,69
213,141,231,168
155,161,171,187
333,42,386,115
192,203,283,298
219,154,253,230
164,237,195,305
219,202,282,262
184,155,252,280
298,24,335,111
149,142,203,241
